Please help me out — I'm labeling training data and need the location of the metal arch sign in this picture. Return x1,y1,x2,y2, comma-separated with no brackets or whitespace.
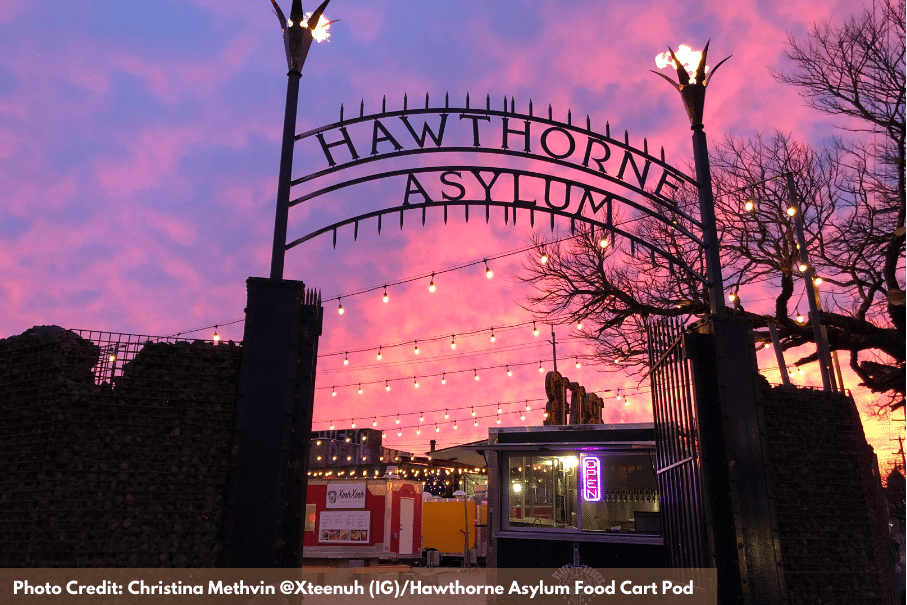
284,96,709,284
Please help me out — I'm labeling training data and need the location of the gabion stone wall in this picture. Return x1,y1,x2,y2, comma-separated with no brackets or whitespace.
761,385,894,605
0,326,241,567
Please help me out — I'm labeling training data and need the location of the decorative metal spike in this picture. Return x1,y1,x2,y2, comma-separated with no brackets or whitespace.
505,206,509,225
360,99,364,117
644,138,648,154
550,212,555,231
466,92,470,109
378,214,382,234
624,130,629,144
510,97,515,113
340,103,344,121
586,115,590,131
332,228,337,249
422,207,426,226
530,208,535,226
529,100,533,116
513,205,517,226
354,220,359,241
404,93,408,110
570,218,575,234
465,204,469,223
444,204,448,224
548,104,552,120
425,92,429,109
486,94,490,110
382,95,386,113
568,109,572,125
606,122,610,137
631,239,636,255
400,209,404,230
486,205,490,223
503,96,507,112
661,147,665,162
445,92,449,108
651,249,656,266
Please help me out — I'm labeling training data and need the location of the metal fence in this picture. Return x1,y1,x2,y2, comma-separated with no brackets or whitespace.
646,317,709,569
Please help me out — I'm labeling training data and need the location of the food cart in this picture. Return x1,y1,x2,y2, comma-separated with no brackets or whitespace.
484,424,665,568
303,472,423,567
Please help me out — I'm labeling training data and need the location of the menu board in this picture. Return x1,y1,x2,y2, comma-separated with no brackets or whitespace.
318,511,371,544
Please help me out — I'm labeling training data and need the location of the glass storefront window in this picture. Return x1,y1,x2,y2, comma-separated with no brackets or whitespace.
505,451,659,534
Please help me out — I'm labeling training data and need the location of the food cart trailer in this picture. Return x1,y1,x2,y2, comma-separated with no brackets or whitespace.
303,473,423,567
484,423,665,568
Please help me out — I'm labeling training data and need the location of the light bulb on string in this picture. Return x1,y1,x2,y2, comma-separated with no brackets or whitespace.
798,367,804,376
540,251,548,264
419,412,424,422
616,391,622,400
474,419,478,427
520,413,526,421
538,361,544,373
397,429,402,437
414,377,420,388
382,286,389,303
744,199,754,212
454,420,458,429
343,352,349,365
814,276,823,286
337,297,344,315
796,310,805,324
376,346,382,360
474,370,480,381
428,273,436,293
332,387,336,396
575,358,581,369
599,237,609,248
497,407,502,413
471,407,476,417
395,417,400,424
213,326,220,343
358,384,363,394
351,421,356,428
414,341,420,355
729,292,737,302
798,262,808,273
490,328,495,342
435,424,440,433
786,206,797,217
450,335,456,349
444,409,449,419
533,321,539,336
484,259,493,278
506,366,512,377
441,373,446,385
577,320,583,330
496,417,501,424
416,427,421,435
372,418,377,427
385,380,391,391
525,401,531,411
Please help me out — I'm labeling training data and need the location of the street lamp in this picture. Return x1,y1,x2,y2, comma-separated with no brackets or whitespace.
269,0,333,281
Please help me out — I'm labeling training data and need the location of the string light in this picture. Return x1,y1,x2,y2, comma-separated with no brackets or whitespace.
376,346,382,360
398,429,402,437
441,373,447,385
450,335,456,349
576,320,583,330
386,380,391,391
213,326,220,343
599,237,609,248
471,407,476,417
728,292,737,302
525,401,531,411
414,377,420,388
332,387,336,396
506,366,512,376
575,358,581,369
329,421,335,430
533,322,539,336
796,310,805,324
744,199,754,211
814,276,823,286
786,206,797,217
395,417,400,424
419,412,424,422
490,328,495,342
343,352,349,365
520,413,526,421
616,391,622,400
414,341,420,355
540,252,548,264
358,384,363,394
435,424,440,432
454,420,458,429
338,297,344,315
474,370,480,381
428,273,436,293
382,286,389,303
474,419,479,426
444,410,449,419
484,259,493,278
538,361,544,372
351,421,356,428
372,418,377,427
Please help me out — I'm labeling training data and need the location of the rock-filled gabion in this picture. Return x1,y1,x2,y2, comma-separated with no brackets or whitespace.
0,327,240,567
760,386,894,605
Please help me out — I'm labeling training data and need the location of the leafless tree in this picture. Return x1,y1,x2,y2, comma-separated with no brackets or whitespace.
522,1,905,411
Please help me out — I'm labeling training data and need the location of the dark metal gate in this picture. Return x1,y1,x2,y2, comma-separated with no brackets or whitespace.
646,317,709,569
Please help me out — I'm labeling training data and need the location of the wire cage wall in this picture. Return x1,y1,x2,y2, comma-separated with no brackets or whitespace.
0,326,242,567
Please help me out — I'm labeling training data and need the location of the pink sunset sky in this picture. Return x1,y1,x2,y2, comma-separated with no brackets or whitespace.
0,0,901,468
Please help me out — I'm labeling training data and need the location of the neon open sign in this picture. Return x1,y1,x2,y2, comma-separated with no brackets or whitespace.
582,456,602,502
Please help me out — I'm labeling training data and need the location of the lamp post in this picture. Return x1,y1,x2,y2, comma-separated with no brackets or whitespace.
652,42,731,318
269,0,332,281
